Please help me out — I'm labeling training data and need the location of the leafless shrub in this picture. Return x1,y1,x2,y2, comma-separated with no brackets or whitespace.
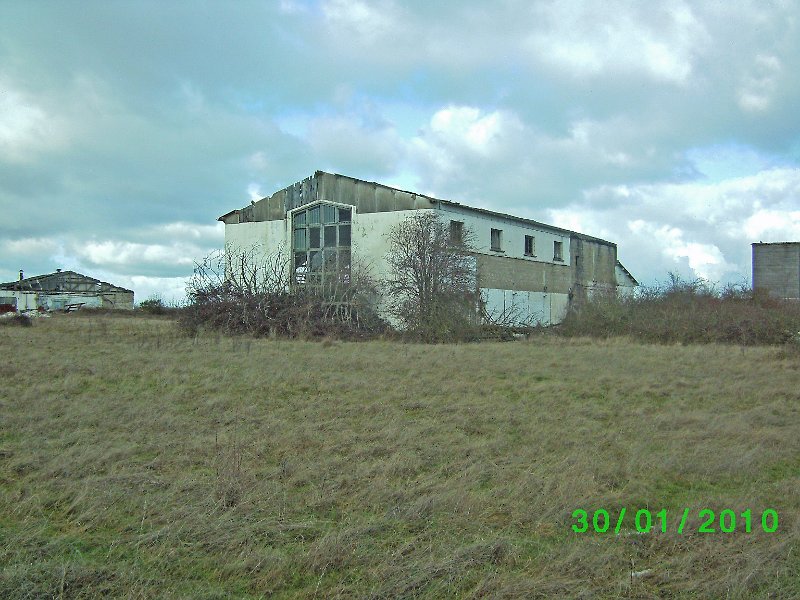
384,212,480,342
180,245,387,339
559,271,800,345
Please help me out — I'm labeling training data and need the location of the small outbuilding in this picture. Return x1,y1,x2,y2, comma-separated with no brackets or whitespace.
0,269,134,311
752,242,800,300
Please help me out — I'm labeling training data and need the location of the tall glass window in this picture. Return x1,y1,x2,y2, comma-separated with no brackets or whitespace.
292,203,352,286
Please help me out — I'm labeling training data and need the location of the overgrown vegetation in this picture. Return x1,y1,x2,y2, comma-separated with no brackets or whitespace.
559,273,800,346
384,212,480,342
1,315,797,598
137,294,173,315
0,313,32,327
179,247,386,339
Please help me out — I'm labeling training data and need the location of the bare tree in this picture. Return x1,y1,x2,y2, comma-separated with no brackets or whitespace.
385,212,479,340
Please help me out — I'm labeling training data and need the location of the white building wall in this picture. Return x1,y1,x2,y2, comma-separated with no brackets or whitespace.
615,264,637,298
224,220,290,276
437,205,571,266
480,288,569,326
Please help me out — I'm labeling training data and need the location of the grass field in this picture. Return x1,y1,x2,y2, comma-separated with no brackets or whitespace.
1,314,798,598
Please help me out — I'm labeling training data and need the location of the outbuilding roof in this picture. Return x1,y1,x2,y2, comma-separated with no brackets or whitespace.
0,270,133,293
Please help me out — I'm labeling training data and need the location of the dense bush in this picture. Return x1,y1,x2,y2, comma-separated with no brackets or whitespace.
179,248,387,339
558,274,800,346
0,314,32,327
138,295,169,315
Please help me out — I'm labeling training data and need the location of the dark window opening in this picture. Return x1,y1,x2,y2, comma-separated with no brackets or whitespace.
491,228,503,252
524,235,535,256
324,225,337,247
339,224,351,246
309,226,320,249
450,220,464,244
554,241,563,261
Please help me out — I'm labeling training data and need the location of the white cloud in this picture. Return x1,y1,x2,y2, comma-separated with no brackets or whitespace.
307,113,405,175
148,221,224,242
738,54,782,112
0,86,66,162
525,1,708,84
76,240,200,268
321,0,398,43
547,166,800,284
125,275,189,305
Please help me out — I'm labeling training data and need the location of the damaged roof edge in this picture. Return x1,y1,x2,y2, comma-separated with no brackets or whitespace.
220,170,617,247
0,270,134,293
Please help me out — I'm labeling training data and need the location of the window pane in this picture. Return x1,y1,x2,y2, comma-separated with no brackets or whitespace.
323,204,337,224
338,207,351,222
294,253,307,284
339,224,351,246
294,210,307,226
323,248,337,271
293,228,307,250
324,225,337,247
308,206,320,224
309,226,321,248
340,247,351,268
309,251,322,270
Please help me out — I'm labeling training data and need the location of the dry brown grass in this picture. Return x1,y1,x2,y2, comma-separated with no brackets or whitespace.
1,314,798,598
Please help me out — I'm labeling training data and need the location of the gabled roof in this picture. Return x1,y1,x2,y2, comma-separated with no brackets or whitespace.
615,260,639,286
0,270,133,293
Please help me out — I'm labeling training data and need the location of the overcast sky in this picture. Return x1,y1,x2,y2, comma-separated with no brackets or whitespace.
2,1,799,302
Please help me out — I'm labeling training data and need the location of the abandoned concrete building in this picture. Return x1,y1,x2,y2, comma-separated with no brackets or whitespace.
0,270,134,311
219,171,636,325
752,242,800,300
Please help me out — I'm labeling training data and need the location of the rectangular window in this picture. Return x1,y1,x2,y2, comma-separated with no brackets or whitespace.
524,235,535,256
491,228,503,252
324,225,337,247
554,240,563,261
338,224,351,246
308,205,320,224
322,204,338,224
309,226,320,249
338,207,352,223
294,210,307,226
450,220,464,244
293,228,307,250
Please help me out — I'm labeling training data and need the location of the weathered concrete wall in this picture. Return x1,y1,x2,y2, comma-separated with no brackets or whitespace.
570,236,618,304
221,172,440,225
481,288,569,325
476,254,573,294
753,243,800,299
